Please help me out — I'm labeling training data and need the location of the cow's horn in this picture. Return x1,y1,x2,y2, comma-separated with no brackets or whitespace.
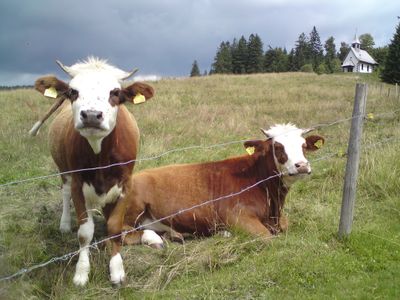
260,128,271,138
56,60,73,77
302,128,315,134
120,68,139,81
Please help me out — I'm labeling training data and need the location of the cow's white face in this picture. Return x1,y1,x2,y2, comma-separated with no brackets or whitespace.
35,58,154,154
262,124,323,186
69,72,121,152
272,130,310,176
45,57,146,154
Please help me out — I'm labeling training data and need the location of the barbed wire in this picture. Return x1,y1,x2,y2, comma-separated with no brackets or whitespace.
1,133,398,282
1,108,398,189
0,138,253,188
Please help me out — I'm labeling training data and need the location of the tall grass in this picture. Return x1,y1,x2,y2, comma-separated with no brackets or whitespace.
0,72,399,299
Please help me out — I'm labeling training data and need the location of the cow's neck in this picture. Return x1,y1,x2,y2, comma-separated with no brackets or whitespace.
70,127,122,191
249,151,288,224
85,136,105,155
81,129,117,162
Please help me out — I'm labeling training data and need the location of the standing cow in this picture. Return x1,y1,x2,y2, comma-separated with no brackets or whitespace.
33,57,160,286
122,124,324,244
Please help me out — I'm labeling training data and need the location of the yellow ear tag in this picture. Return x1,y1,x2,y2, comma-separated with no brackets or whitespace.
314,139,324,149
337,149,346,158
44,87,58,98
133,93,146,104
246,146,255,155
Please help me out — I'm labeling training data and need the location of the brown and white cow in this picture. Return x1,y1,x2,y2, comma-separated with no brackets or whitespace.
122,124,324,244
33,57,157,286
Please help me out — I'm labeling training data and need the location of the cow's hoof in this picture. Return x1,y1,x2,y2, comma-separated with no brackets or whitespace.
73,273,89,287
110,254,126,286
149,243,164,249
59,223,71,233
163,232,184,243
279,215,289,232
110,274,126,287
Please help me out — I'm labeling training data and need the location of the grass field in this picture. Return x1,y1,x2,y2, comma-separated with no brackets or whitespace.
0,72,399,299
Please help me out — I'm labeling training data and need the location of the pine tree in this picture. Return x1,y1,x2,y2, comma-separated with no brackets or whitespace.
276,48,289,72
211,41,232,74
264,47,275,72
287,49,297,71
247,34,264,73
294,32,309,70
264,47,288,72
338,42,349,62
190,60,200,77
230,38,238,73
324,36,338,73
232,36,248,74
371,46,389,65
381,21,400,84
370,46,388,74
309,26,323,71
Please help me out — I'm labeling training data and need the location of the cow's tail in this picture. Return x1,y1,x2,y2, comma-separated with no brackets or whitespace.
28,120,43,136
29,96,66,136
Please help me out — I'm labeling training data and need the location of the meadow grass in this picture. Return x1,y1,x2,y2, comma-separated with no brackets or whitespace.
0,72,399,299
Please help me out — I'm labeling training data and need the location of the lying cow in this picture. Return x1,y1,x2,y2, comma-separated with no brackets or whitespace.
33,57,156,286
122,124,324,245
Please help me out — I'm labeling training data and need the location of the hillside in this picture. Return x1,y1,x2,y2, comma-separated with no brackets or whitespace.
0,72,399,299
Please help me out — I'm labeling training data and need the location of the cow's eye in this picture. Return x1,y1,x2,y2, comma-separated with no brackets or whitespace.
67,88,79,101
110,88,120,97
109,88,121,106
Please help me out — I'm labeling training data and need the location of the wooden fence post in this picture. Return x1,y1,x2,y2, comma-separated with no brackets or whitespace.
338,83,368,237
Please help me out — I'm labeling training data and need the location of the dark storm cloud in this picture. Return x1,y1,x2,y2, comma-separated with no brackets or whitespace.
0,0,399,85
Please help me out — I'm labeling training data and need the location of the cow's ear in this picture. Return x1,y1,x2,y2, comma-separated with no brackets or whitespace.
243,140,268,155
35,76,69,98
120,82,155,104
305,135,325,151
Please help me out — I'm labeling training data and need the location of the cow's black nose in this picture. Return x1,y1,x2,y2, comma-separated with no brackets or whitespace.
295,161,310,174
96,111,103,120
80,110,103,128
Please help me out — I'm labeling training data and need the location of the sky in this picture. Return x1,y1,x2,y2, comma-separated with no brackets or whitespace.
0,0,399,85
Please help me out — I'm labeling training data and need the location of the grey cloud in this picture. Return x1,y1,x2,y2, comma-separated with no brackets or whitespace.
0,0,398,85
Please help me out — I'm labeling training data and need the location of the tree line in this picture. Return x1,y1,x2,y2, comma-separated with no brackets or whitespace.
190,23,400,84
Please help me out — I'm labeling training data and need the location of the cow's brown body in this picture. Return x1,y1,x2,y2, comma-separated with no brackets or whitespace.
50,102,139,227
125,139,289,239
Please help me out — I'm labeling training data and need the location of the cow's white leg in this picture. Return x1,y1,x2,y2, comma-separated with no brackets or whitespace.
60,176,72,233
109,253,125,284
73,213,94,286
106,198,127,285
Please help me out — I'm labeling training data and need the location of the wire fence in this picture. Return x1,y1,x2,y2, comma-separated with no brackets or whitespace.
0,102,399,282
1,132,398,282
1,108,399,189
